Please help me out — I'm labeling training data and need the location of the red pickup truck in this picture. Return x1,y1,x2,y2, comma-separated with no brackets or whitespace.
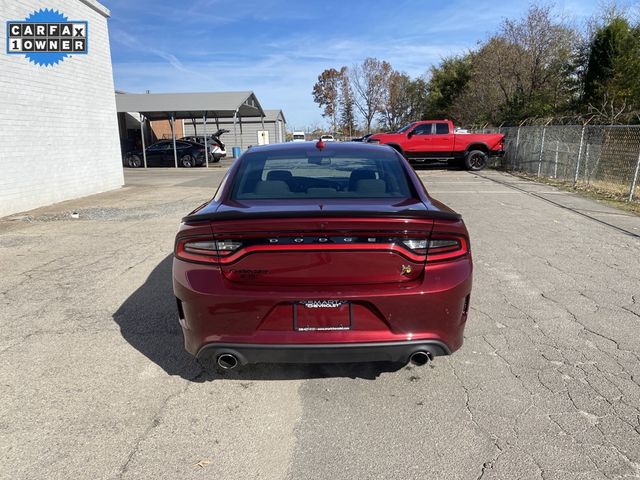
366,120,504,171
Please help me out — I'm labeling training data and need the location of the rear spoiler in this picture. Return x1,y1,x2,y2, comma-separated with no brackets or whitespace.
182,209,461,224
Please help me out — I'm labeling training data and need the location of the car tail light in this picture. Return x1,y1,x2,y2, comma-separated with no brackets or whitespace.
175,233,468,264
175,237,242,263
426,236,468,262
400,239,428,255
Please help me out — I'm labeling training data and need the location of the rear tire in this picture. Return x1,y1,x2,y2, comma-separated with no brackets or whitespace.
128,155,142,168
464,150,488,171
181,155,194,168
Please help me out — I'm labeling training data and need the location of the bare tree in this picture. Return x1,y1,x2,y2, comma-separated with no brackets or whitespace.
499,4,576,116
452,37,522,124
380,70,413,131
351,58,392,133
588,92,636,124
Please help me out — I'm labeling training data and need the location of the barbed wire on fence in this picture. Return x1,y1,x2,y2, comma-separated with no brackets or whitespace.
470,119,640,203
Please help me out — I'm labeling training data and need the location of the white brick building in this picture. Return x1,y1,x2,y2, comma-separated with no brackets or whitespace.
0,0,123,218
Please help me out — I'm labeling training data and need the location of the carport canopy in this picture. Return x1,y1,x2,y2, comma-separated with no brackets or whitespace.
115,91,265,168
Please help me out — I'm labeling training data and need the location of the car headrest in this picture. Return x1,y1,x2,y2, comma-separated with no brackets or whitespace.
254,180,291,196
355,179,386,195
266,170,293,181
348,169,376,190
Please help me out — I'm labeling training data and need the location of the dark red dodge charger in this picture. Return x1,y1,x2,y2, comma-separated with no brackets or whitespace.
173,140,472,369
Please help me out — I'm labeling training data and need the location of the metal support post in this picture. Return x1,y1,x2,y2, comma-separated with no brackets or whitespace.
202,114,208,168
538,127,546,177
171,114,178,168
232,110,238,156
538,119,552,177
574,125,586,185
553,140,559,179
629,150,640,202
514,118,527,167
514,127,521,166
140,114,147,169
584,144,590,183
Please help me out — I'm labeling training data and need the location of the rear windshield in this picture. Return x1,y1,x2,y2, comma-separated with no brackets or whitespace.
231,150,414,199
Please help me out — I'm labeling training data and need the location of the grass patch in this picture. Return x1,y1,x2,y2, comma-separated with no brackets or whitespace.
509,171,640,216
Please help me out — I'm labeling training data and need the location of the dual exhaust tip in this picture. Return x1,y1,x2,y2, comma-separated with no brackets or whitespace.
409,351,432,366
217,353,239,370
216,350,432,370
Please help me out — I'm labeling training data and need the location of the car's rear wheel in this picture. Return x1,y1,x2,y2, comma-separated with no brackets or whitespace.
128,155,142,168
465,150,488,171
181,155,194,168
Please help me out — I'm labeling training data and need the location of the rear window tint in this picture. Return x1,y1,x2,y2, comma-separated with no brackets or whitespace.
231,150,414,199
435,123,450,134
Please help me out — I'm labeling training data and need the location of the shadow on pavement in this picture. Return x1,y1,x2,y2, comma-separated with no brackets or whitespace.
411,162,465,172
113,255,403,382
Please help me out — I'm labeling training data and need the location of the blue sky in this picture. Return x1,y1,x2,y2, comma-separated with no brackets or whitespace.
105,0,626,129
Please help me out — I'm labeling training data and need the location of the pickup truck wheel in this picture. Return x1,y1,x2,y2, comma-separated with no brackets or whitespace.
465,150,488,171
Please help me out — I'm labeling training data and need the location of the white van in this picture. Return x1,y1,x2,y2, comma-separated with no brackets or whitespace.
292,131,306,142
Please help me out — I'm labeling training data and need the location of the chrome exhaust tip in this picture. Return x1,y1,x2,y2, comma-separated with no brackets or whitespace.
217,353,239,370
409,351,431,366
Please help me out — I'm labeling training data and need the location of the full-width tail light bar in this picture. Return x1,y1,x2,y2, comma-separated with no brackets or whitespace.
175,234,468,265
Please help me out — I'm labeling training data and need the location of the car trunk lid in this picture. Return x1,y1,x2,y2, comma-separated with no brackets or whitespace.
203,199,437,286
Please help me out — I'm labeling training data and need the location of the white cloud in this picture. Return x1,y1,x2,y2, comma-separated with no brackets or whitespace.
108,0,620,128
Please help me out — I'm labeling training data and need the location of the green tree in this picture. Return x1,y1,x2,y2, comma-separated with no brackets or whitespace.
424,55,472,120
312,68,343,134
452,38,518,124
440,4,578,125
583,16,640,123
338,67,356,136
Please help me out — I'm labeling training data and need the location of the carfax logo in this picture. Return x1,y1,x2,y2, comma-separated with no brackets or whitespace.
6,8,88,66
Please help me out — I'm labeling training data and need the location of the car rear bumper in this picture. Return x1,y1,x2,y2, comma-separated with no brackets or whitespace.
173,256,472,362
197,340,451,365
490,149,505,157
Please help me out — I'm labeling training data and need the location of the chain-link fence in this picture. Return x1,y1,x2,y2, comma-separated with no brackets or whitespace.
476,124,640,202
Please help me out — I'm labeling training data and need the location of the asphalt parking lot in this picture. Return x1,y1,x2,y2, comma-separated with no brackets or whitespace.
1,166,640,480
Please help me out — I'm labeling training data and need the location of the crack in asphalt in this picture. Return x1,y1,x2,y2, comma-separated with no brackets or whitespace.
115,364,209,480
2,170,639,479
540,292,640,363
448,358,506,480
